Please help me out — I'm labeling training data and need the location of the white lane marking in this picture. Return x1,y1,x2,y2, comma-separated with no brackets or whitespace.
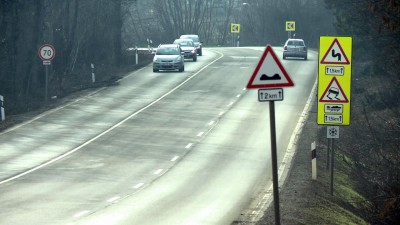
107,196,120,203
243,88,246,91
73,210,90,218
208,120,215,126
228,102,234,107
236,94,241,98
185,143,193,149
133,183,144,189
197,132,204,137
219,111,224,116
240,66,249,69
0,51,225,185
171,156,179,162
154,169,163,175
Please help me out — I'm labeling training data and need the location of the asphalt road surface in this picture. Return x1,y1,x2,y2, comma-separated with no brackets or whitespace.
0,46,318,225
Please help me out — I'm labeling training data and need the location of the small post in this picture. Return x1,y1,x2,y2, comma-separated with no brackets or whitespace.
150,40,153,52
91,63,95,83
326,138,330,170
135,46,139,65
0,95,5,121
330,139,335,195
311,141,317,180
147,38,150,52
45,65,49,104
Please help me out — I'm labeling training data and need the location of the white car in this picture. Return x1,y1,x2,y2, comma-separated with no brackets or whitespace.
153,44,185,72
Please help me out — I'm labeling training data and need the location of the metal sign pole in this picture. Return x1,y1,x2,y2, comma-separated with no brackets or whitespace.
45,65,49,104
327,138,330,170
330,139,335,195
269,100,281,225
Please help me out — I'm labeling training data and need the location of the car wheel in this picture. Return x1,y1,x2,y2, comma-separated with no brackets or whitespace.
283,55,286,60
179,66,184,72
193,56,197,62
304,56,307,60
153,68,159,72
198,50,202,56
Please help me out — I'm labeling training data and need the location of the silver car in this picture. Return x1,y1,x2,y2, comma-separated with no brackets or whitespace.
153,44,185,72
283,38,308,60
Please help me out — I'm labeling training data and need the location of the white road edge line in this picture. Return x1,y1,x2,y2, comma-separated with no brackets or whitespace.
154,169,163,175
197,132,204,137
106,196,120,203
73,210,90,218
171,156,179,162
185,143,193,149
133,183,144,189
0,51,225,185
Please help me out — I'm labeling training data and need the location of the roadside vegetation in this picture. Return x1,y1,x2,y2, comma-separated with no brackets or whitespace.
0,1,399,223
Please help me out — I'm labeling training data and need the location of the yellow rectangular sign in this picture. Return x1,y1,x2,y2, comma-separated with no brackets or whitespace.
231,23,240,33
317,36,352,125
286,21,295,31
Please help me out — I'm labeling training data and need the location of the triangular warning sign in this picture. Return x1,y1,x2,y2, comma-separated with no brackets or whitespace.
319,77,349,103
320,38,350,64
247,45,294,89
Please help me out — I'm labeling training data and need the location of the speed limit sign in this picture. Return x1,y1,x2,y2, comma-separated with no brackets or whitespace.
38,44,55,61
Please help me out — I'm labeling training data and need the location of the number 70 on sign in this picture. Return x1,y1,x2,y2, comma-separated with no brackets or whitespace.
38,44,56,61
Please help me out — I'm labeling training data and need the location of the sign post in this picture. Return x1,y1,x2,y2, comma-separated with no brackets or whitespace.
38,44,55,104
285,21,295,39
0,95,4,121
231,23,241,47
247,45,294,225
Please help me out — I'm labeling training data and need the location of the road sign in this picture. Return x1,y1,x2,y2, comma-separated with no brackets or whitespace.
231,23,240,33
258,88,284,101
286,21,295,31
319,77,349,103
318,36,352,125
320,39,350,64
38,44,55,61
247,45,294,89
327,126,340,138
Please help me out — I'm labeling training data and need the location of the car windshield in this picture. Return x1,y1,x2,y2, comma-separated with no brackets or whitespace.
156,47,180,55
287,40,305,46
181,36,199,42
174,40,194,47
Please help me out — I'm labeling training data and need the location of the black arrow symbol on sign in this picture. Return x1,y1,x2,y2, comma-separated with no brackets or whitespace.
331,49,342,61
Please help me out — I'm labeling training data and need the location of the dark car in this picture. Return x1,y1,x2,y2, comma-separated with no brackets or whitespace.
179,34,203,56
152,44,185,72
283,38,307,60
173,39,197,61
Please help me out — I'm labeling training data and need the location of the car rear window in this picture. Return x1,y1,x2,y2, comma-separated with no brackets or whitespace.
288,41,305,46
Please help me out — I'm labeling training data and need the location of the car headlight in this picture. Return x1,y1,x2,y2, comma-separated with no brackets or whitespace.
174,57,182,63
191,50,196,54
153,57,160,63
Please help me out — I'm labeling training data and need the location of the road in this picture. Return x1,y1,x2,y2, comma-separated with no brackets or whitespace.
0,47,318,225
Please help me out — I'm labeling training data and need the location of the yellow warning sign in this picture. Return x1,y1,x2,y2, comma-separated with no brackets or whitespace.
286,21,295,31
318,36,352,125
231,23,240,33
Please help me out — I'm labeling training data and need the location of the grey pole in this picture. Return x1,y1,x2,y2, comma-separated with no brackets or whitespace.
330,139,335,195
269,100,281,225
45,65,49,104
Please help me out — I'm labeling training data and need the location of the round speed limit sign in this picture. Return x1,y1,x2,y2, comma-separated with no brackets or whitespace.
38,44,55,61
